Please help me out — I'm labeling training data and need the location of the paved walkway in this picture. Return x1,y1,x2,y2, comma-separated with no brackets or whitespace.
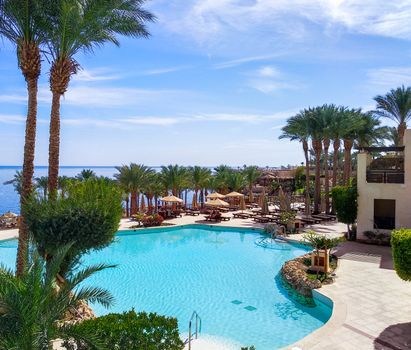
286,242,411,350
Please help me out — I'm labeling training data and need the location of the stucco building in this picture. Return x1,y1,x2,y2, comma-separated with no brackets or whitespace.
357,129,411,239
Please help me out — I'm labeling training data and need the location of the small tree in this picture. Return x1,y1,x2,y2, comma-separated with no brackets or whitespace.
331,182,357,240
391,229,411,281
25,178,123,274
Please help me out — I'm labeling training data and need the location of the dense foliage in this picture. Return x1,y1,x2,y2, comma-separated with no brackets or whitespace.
0,246,113,350
141,213,164,227
24,178,123,273
391,229,411,281
63,310,184,350
331,183,358,240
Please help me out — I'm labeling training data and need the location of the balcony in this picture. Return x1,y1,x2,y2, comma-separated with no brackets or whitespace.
361,146,405,185
366,170,404,184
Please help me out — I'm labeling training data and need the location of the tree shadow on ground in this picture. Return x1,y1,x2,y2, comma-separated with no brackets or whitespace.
374,322,411,350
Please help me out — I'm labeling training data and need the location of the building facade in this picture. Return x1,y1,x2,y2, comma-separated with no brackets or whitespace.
357,129,411,239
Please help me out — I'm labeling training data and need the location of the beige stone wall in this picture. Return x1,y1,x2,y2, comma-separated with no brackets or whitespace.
357,129,411,239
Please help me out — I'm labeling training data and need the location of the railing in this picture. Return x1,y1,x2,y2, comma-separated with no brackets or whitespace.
185,311,202,350
366,170,404,184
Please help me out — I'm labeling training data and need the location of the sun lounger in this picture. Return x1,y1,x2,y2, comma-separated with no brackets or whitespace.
253,216,270,223
233,212,250,219
185,209,200,216
299,216,321,225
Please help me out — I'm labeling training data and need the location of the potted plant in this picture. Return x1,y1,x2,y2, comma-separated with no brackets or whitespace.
279,211,297,233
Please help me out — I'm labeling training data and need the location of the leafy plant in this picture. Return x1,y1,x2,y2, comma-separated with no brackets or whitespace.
0,245,114,350
279,211,296,225
331,182,358,240
391,229,411,281
63,310,184,350
24,178,123,274
263,223,278,236
141,214,164,227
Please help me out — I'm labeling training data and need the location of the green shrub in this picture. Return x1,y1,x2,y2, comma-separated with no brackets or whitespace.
24,178,123,273
63,310,184,350
331,182,357,240
391,229,411,281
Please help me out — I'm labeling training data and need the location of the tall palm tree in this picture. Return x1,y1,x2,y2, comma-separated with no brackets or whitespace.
319,105,339,214
0,246,113,349
191,166,211,208
280,110,312,215
355,112,387,148
213,165,232,194
374,85,411,146
45,0,155,195
114,165,132,217
328,106,347,187
160,165,189,197
225,171,245,192
242,166,261,203
308,108,324,214
3,170,24,195
0,0,47,276
340,109,364,185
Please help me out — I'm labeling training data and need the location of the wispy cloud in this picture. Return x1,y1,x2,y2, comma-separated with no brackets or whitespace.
140,66,189,75
73,68,121,82
367,66,411,90
213,55,282,69
0,114,25,124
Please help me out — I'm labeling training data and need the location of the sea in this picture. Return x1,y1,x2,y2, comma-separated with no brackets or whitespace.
0,166,178,215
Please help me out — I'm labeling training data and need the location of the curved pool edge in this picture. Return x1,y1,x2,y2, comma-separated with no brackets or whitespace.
279,283,347,350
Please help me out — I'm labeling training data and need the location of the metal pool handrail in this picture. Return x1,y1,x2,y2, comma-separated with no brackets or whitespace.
185,310,202,350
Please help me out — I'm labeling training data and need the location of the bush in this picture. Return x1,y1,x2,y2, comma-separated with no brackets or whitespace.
331,182,357,240
141,214,164,227
24,179,123,273
391,229,411,281
63,310,184,350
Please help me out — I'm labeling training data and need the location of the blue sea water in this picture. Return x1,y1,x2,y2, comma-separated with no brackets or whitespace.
0,166,197,214
0,225,332,349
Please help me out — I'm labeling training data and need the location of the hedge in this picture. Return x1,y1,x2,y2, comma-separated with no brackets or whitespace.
391,228,411,281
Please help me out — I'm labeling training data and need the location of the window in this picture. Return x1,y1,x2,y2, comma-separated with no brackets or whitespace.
374,199,395,230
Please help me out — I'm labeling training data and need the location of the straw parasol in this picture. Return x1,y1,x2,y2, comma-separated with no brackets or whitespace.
205,198,229,207
225,191,244,198
261,196,270,215
160,195,183,203
206,192,226,199
2,211,17,218
278,186,290,211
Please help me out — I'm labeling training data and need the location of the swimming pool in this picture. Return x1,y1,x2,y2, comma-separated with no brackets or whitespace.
0,225,332,349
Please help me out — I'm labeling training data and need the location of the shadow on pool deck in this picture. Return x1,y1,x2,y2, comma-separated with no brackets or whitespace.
333,241,394,270
374,322,411,350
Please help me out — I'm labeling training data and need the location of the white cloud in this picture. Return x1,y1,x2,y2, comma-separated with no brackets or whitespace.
367,66,411,91
0,114,25,124
141,66,189,75
258,66,280,78
156,0,411,56
213,54,282,69
73,68,121,82
119,117,180,126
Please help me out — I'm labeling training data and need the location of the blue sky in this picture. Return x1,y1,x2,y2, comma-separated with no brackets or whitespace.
1,0,411,166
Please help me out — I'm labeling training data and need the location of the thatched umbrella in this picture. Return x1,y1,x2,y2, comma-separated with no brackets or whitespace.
261,196,270,215
278,186,290,211
160,195,183,203
225,191,244,198
2,211,17,218
206,192,226,199
205,199,230,207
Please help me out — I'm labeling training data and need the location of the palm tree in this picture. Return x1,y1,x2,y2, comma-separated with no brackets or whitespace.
143,172,162,213
3,170,24,195
58,175,72,198
114,165,132,217
160,165,189,197
308,107,324,214
386,126,400,146
35,176,48,199
225,171,245,192
0,246,113,349
242,166,260,203
76,169,96,181
213,165,231,194
355,112,387,148
115,164,153,215
280,110,312,215
328,106,347,187
191,166,211,208
374,85,411,146
318,104,342,214
45,0,155,195
0,0,47,276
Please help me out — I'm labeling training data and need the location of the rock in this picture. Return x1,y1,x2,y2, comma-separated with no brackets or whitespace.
280,253,322,298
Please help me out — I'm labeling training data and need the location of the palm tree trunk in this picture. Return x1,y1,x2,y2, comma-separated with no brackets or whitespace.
16,76,39,276
249,184,254,203
130,192,137,215
343,139,353,185
303,140,310,216
47,92,62,197
323,139,330,214
312,139,322,214
332,138,340,187
125,196,130,217
398,122,406,146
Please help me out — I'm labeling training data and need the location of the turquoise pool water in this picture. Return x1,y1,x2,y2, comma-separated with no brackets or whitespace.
0,225,332,349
